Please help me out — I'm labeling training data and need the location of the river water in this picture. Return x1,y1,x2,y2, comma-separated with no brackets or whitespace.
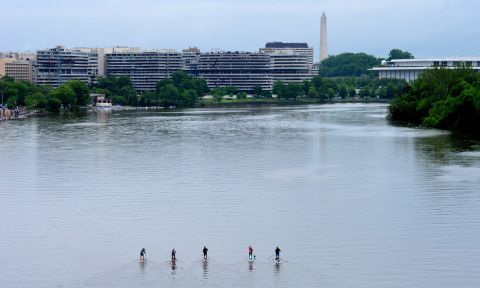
0,103,479,287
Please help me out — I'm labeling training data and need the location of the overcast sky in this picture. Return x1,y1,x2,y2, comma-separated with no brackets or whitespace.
1,0,479,60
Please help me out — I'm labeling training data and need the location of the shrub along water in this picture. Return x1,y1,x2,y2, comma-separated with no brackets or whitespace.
389,68,480,131
0,76,90,113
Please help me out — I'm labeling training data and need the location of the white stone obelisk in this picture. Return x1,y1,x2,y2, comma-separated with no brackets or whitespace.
320,12,328,61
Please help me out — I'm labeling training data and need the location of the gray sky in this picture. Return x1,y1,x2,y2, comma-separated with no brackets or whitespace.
1,0,479,60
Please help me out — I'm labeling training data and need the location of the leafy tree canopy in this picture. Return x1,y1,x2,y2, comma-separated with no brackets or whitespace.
319,53,381,77
389,68,480,131
387,49,414,61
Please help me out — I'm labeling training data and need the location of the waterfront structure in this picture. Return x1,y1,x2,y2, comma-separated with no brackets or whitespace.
370,57,480,82
5,60,33,82
105,50,183,92
91,93,112,109
197,52,273,92
34,46,94,87
320,12,328,61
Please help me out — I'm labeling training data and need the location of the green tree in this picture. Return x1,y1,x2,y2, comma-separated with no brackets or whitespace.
308,86,318,98
46,97,61,113
338,84,348,99
359,87,370,98
285,83,304,101
387,49,414,61
237,92,247,99
272,81,286,99
51,84,76,107
157,84,181,106
182,89,198,106
253,85,263,97
25,92,47,108
65,80,90,106
261,90,272,98
349,87,357,98
319,53,381,77
389,67,480,131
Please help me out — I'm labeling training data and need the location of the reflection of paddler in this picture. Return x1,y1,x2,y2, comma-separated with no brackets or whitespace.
140,248,146,261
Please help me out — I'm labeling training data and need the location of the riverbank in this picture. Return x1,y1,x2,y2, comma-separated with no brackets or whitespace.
197,97,391,108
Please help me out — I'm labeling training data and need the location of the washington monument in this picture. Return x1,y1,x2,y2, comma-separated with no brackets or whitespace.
320,11,328,61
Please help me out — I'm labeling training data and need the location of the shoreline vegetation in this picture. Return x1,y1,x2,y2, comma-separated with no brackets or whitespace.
388,68,480,132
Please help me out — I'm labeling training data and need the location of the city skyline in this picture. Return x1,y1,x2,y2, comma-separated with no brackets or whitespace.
1,0,480,60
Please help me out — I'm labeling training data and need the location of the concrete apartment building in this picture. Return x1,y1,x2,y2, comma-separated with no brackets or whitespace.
74,46,140,77
259,42,315,83
34,46,96,87
197,51,273,92
269,52,312,83
5,60,33,82
0,57,16,77
370,58,480,82
260,42,314,66
181,47,201,76
105,50,183,92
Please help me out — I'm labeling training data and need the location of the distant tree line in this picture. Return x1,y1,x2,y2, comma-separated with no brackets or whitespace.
0,76,90,113
270,76,406,101
91,72,209,107
318,49,414,78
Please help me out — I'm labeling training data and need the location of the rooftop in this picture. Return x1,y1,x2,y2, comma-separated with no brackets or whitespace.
265,42,309,49
390,57,480,62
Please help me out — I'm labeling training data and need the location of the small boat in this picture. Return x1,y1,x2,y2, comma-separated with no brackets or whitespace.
91,93,112,110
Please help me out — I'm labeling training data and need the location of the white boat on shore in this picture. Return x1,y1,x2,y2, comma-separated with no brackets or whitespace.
91,93,112,110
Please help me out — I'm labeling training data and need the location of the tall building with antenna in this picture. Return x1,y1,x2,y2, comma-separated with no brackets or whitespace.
320,12,328,61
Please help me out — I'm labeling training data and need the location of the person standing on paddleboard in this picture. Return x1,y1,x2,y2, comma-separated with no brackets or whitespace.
248,246,254,259
203,246,208,259
171,249,176,261
275,246,281,260
140,248,146,261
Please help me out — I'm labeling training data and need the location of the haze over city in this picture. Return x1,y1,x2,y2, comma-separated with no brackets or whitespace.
1,0,480,59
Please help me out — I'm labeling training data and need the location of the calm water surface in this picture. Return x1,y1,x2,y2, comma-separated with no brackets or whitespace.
1,104,479,287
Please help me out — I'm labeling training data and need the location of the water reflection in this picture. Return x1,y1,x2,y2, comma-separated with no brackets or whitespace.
1,104,480,288
202,260,208,279
274,262,281,276
138,260,145,277
415,132,480,165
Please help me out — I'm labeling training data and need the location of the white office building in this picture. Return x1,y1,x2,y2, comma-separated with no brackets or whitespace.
371,58,480,82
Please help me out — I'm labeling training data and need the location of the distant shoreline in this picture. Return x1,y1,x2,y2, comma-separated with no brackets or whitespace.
196,98,391,108
9,100,392,121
